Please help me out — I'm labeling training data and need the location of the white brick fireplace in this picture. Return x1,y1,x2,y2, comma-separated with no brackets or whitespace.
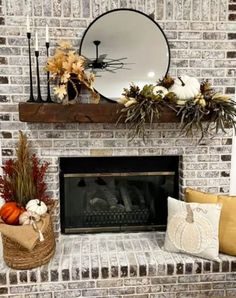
1,121,235,297
1,0,236,296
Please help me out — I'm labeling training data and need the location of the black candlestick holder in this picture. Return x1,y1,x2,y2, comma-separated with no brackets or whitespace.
27,32,35,102
35,50,43,102
45,42,53,103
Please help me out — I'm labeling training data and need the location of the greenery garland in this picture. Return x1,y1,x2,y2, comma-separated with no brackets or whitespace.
117,75,236,141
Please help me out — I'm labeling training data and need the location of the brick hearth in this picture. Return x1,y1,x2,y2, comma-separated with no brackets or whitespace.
1,233,236,297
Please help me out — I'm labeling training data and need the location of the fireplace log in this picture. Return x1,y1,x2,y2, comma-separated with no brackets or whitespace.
89,197,109,211
85,180,118,210
118,181,133,212
94,177,118,208
100,185,118,209
86,187,97,211
132,186,146,209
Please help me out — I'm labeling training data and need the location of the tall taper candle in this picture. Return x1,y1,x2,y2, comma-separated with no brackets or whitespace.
26,17,34,102
46,24,49,43
26,15,30,33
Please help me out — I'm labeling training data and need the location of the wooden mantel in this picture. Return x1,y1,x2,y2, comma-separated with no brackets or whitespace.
18,102,180,123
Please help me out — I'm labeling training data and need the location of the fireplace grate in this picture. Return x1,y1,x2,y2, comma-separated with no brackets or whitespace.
78,209,150,226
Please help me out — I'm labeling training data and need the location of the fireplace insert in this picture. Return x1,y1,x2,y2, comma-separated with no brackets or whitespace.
60,156,180,233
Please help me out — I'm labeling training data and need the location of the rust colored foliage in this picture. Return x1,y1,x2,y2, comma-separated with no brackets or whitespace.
31,154,50,203
0,156,49,205
0,132,50,207
0,160,16,202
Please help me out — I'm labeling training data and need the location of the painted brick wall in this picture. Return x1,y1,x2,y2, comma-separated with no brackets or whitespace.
0,0,236,199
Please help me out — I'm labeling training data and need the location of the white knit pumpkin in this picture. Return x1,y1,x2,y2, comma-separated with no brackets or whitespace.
167,204,213,254
153,86,168,98
19,210,45,242
124,98,137,107
26,199,47,215
19,211,41,225
0,198,6,210
169,76,200,100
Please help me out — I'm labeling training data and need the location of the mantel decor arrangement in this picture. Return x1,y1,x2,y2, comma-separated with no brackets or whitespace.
22,12,236,142
19,74,236,143
0,131,55,269
117,75,236,140
25,15,99,104
45,41,100,104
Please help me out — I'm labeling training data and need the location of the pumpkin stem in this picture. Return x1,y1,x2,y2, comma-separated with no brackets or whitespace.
186,205,194,223
37,200,41,206
178,77,185,86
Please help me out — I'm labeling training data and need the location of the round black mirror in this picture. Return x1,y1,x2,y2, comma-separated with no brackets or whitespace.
79,9,170,102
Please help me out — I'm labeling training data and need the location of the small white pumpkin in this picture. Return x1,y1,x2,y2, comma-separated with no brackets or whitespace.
19,211,41,225
176,99,187,106
118,97,137,107
118,97,129,105
169,76,200,100
0,197,6,210
124,98,137,107
26,199,47,215
153,86,168,98
19,210,44,242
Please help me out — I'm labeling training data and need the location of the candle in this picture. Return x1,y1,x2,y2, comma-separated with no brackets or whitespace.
46,24,49,43
35,31,38,51
26,15,30,33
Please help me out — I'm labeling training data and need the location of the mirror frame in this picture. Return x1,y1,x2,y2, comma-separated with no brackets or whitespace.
79,8,171,102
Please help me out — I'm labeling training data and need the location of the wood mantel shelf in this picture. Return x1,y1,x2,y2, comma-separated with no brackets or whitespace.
19,102,179,123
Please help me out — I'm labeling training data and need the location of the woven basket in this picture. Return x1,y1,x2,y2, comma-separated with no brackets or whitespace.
2,215,55,270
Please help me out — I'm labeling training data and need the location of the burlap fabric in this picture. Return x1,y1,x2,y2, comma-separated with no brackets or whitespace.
0,214,55,269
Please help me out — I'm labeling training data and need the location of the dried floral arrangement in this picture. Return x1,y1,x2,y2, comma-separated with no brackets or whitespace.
0,131,52,226
117,84,174,140
118,75,236,140
45,40,100,104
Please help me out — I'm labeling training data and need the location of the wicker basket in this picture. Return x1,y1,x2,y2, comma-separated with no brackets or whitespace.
2,215,55,270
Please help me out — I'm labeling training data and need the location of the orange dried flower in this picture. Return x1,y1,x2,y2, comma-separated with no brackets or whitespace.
45,41,100,103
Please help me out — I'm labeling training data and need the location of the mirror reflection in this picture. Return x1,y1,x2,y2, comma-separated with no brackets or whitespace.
80,9,170,102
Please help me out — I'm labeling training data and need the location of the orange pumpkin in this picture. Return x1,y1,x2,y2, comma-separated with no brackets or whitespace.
0,202,25,225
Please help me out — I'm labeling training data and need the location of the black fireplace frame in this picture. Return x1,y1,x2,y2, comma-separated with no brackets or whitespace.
59,156,180,234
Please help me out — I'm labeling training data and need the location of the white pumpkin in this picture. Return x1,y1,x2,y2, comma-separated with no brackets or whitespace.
124,98,137,107
19,210,44,242
19,211,41,225
167,204,213,254
153,86,168,98
26,199,47,215
118,97,129,105
0,198,6,210
169,76,200,100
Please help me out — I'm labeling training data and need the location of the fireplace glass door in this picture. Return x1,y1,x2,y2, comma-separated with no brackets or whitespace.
60,156,179,233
